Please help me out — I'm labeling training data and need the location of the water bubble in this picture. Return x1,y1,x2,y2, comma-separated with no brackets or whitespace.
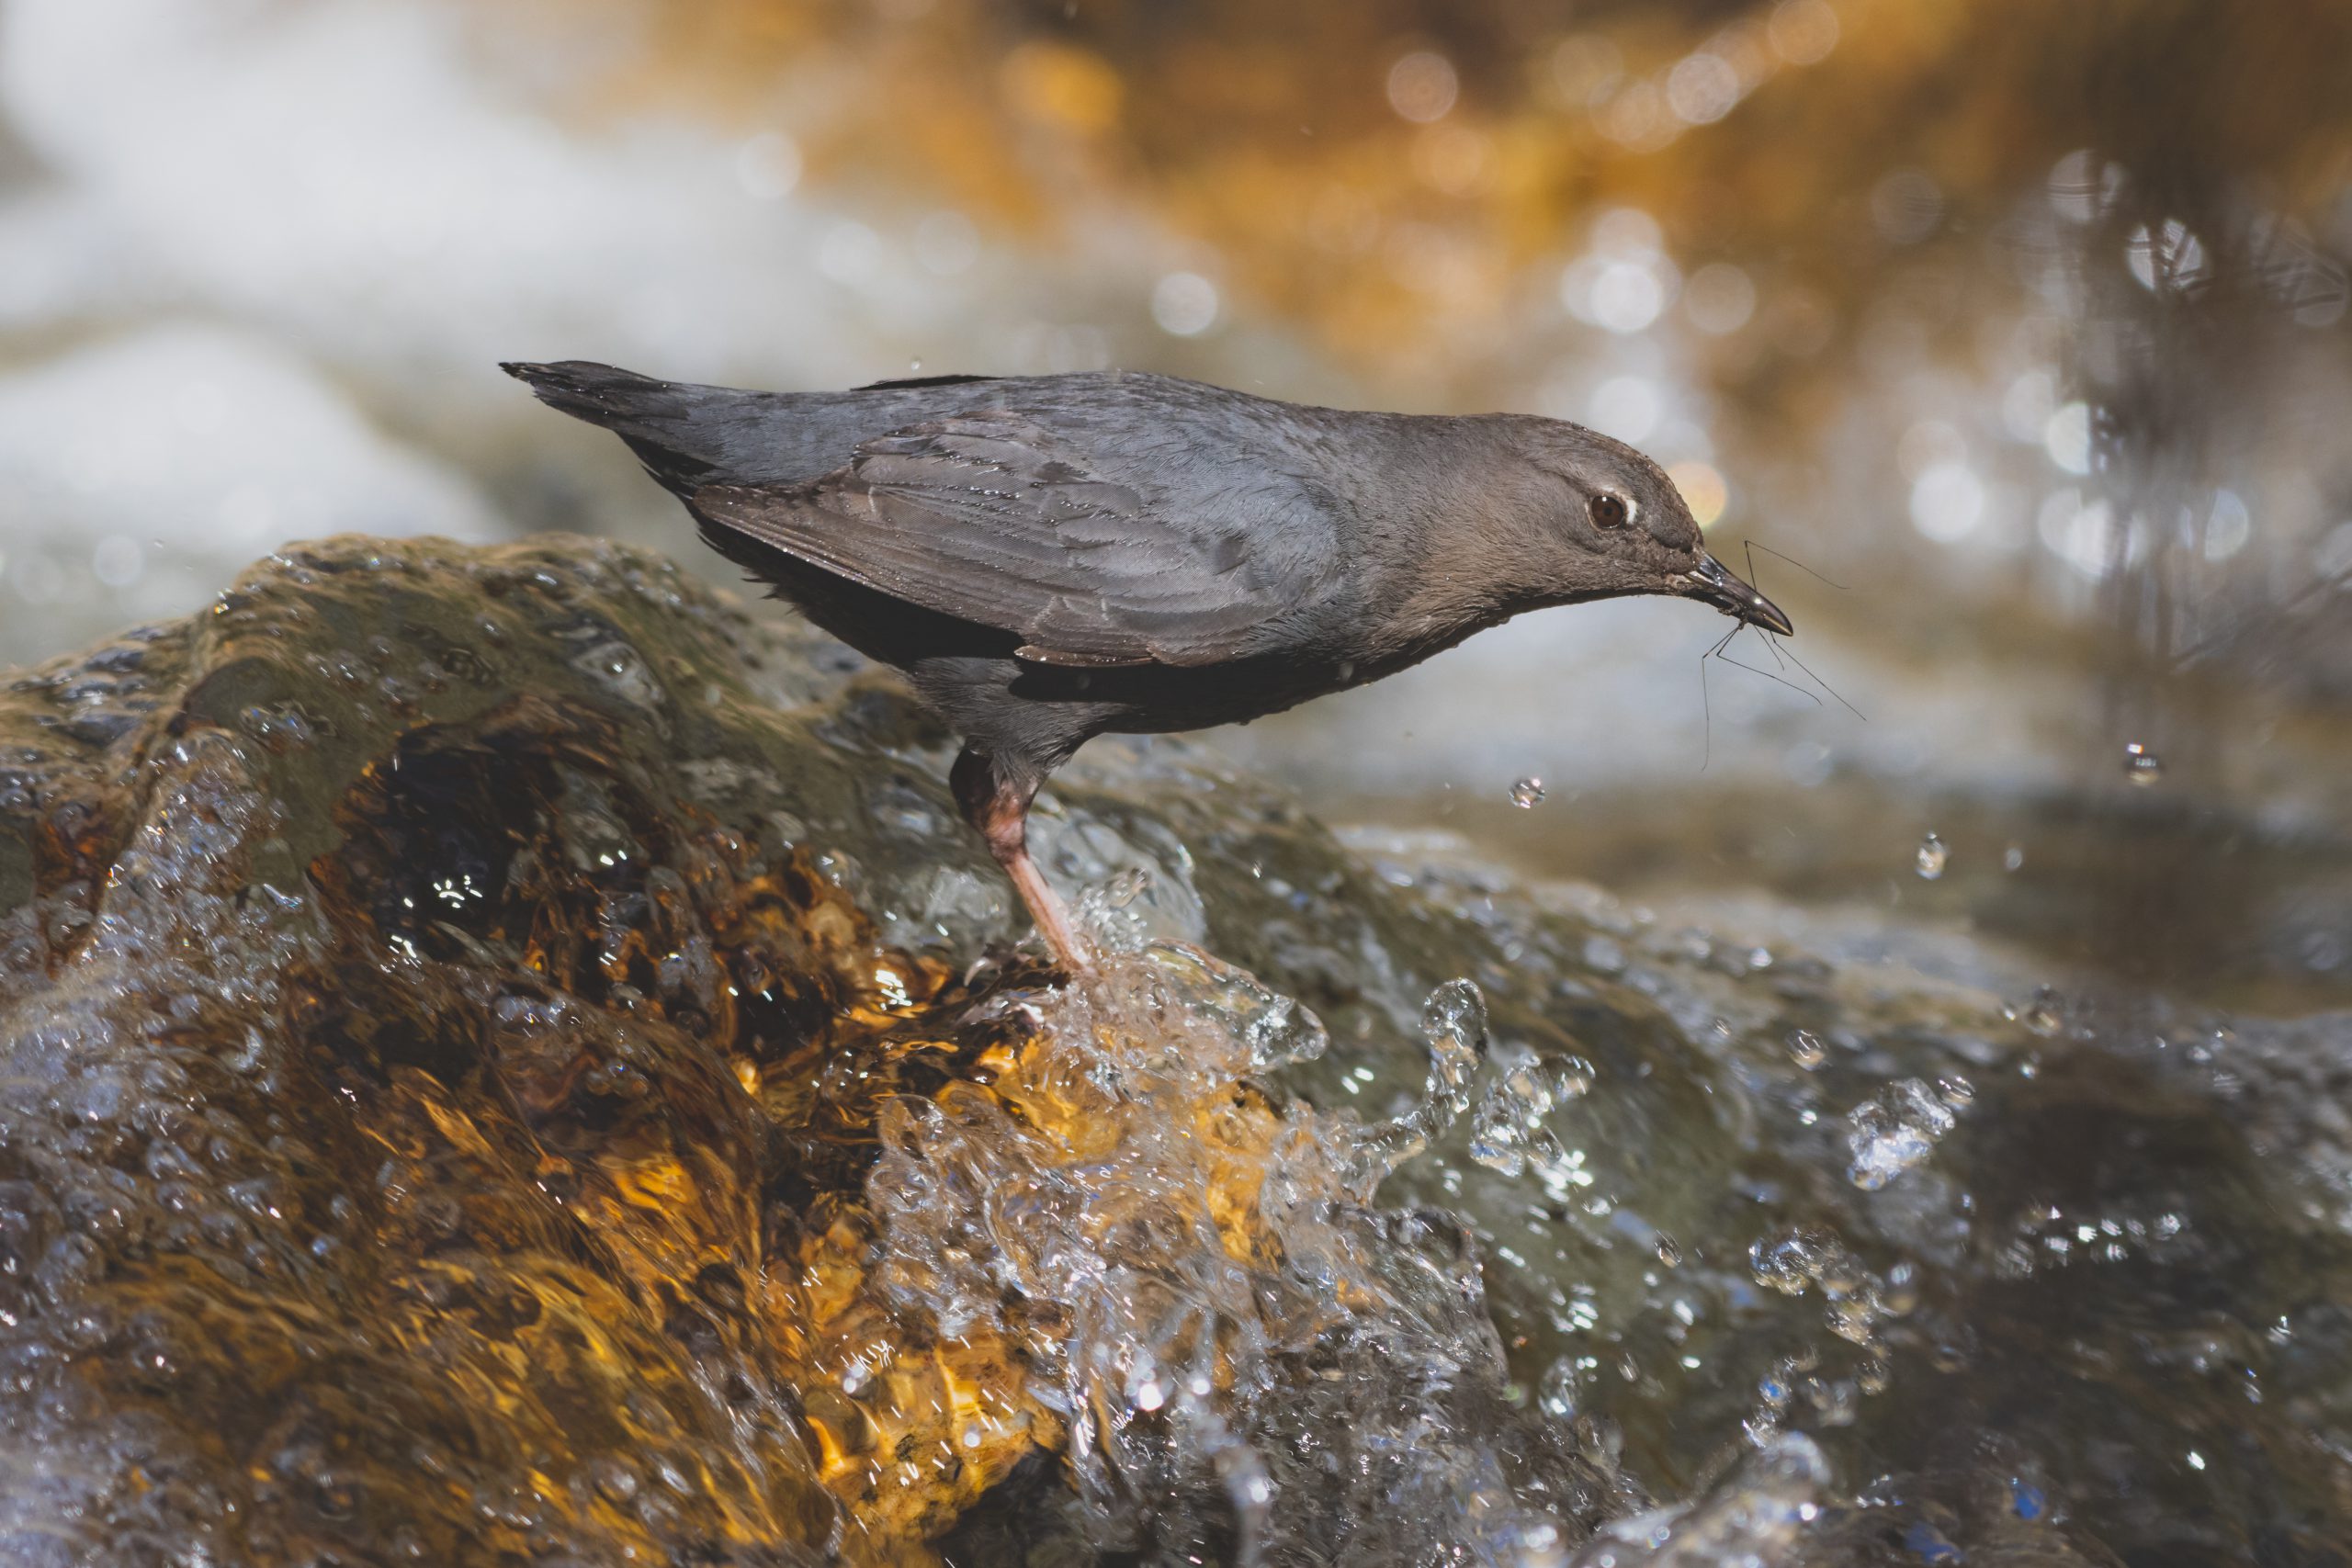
1473,1042,1589,1178
1510,777,1546,808
1420,979,1488,1102
1656,1233,1684,1268
1804,1375,1860,1426
1749,1229,1832,1295
1786,1029,1826,1070
1914,832,1949,880
1466,1092,1529,1177
2004,843,2026,872
1882,1262,1920,1316
1354,978,1494,1186
1826,1295,1881,1345
2123,742,2164,786
1845,1078,1962,1190
1500,1057,1554,1114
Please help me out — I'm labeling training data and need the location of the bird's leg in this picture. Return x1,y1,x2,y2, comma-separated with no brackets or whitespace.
950,746,1089,972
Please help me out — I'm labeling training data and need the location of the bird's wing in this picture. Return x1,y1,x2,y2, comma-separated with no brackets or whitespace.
690,412,1334,667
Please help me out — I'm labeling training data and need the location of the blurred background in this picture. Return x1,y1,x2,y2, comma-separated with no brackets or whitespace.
3,0,2349,1013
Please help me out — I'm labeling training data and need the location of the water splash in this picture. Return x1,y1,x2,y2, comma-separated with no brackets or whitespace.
863,950,1614,1562
1467,1036,1598,1181
1844,1077,1967,1190
1576,1434,1830,1567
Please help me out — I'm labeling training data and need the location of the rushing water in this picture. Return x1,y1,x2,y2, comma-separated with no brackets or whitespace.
2,535,2345,1565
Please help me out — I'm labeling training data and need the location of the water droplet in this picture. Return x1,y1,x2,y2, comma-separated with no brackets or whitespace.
1537,1356,1582,1418
1466,1094,1528,1177
1881,1264,1920,1318
1804,1375,1860,1426
1915,832,1949,880
1419,979,1488,1111
2003,843,2025,872
2124,741,2164,785
1786,1029,1826,1070
1553,1055,1597,1100
1749,1228,1833,1295
1656,1233,1684,1268
1510,776,1547,808
1844,1078,1962,1190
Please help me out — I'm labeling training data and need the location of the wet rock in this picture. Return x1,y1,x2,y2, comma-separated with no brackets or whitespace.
0,534,2344,1568
0,536,1626,1565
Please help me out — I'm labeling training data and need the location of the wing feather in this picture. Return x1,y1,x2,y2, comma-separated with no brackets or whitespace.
690,412,1329,666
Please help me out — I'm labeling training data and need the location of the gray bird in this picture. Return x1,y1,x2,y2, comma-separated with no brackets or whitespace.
503,363,1791,968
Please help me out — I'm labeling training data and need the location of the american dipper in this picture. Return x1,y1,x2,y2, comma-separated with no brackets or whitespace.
503,362,1791,968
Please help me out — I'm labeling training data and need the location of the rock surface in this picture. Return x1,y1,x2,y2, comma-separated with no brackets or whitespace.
1,535,2346,1567
0,535,1625,1566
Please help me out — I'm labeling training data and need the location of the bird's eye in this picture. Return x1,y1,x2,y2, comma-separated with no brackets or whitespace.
1589,492,1632,529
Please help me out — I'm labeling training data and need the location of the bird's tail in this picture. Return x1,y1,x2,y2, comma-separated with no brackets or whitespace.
501,359,741,494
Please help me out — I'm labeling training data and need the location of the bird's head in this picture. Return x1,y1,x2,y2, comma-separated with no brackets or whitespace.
1485,417,1792,637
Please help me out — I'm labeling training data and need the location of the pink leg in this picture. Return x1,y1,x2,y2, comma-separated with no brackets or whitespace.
952,747,1090,972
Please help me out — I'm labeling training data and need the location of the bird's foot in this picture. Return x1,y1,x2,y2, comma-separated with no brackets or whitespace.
1002,842,1091,975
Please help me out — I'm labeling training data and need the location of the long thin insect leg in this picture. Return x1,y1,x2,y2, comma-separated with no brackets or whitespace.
1716,640,1824,705
1743,622,1808,684
1778,639,1867,720
1750,615,1799,674
1731,544,1802,673
1746,540,1850,591
1698,624,1736,773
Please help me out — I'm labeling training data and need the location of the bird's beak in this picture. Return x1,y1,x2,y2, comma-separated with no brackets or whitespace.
1680,552,1794,637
